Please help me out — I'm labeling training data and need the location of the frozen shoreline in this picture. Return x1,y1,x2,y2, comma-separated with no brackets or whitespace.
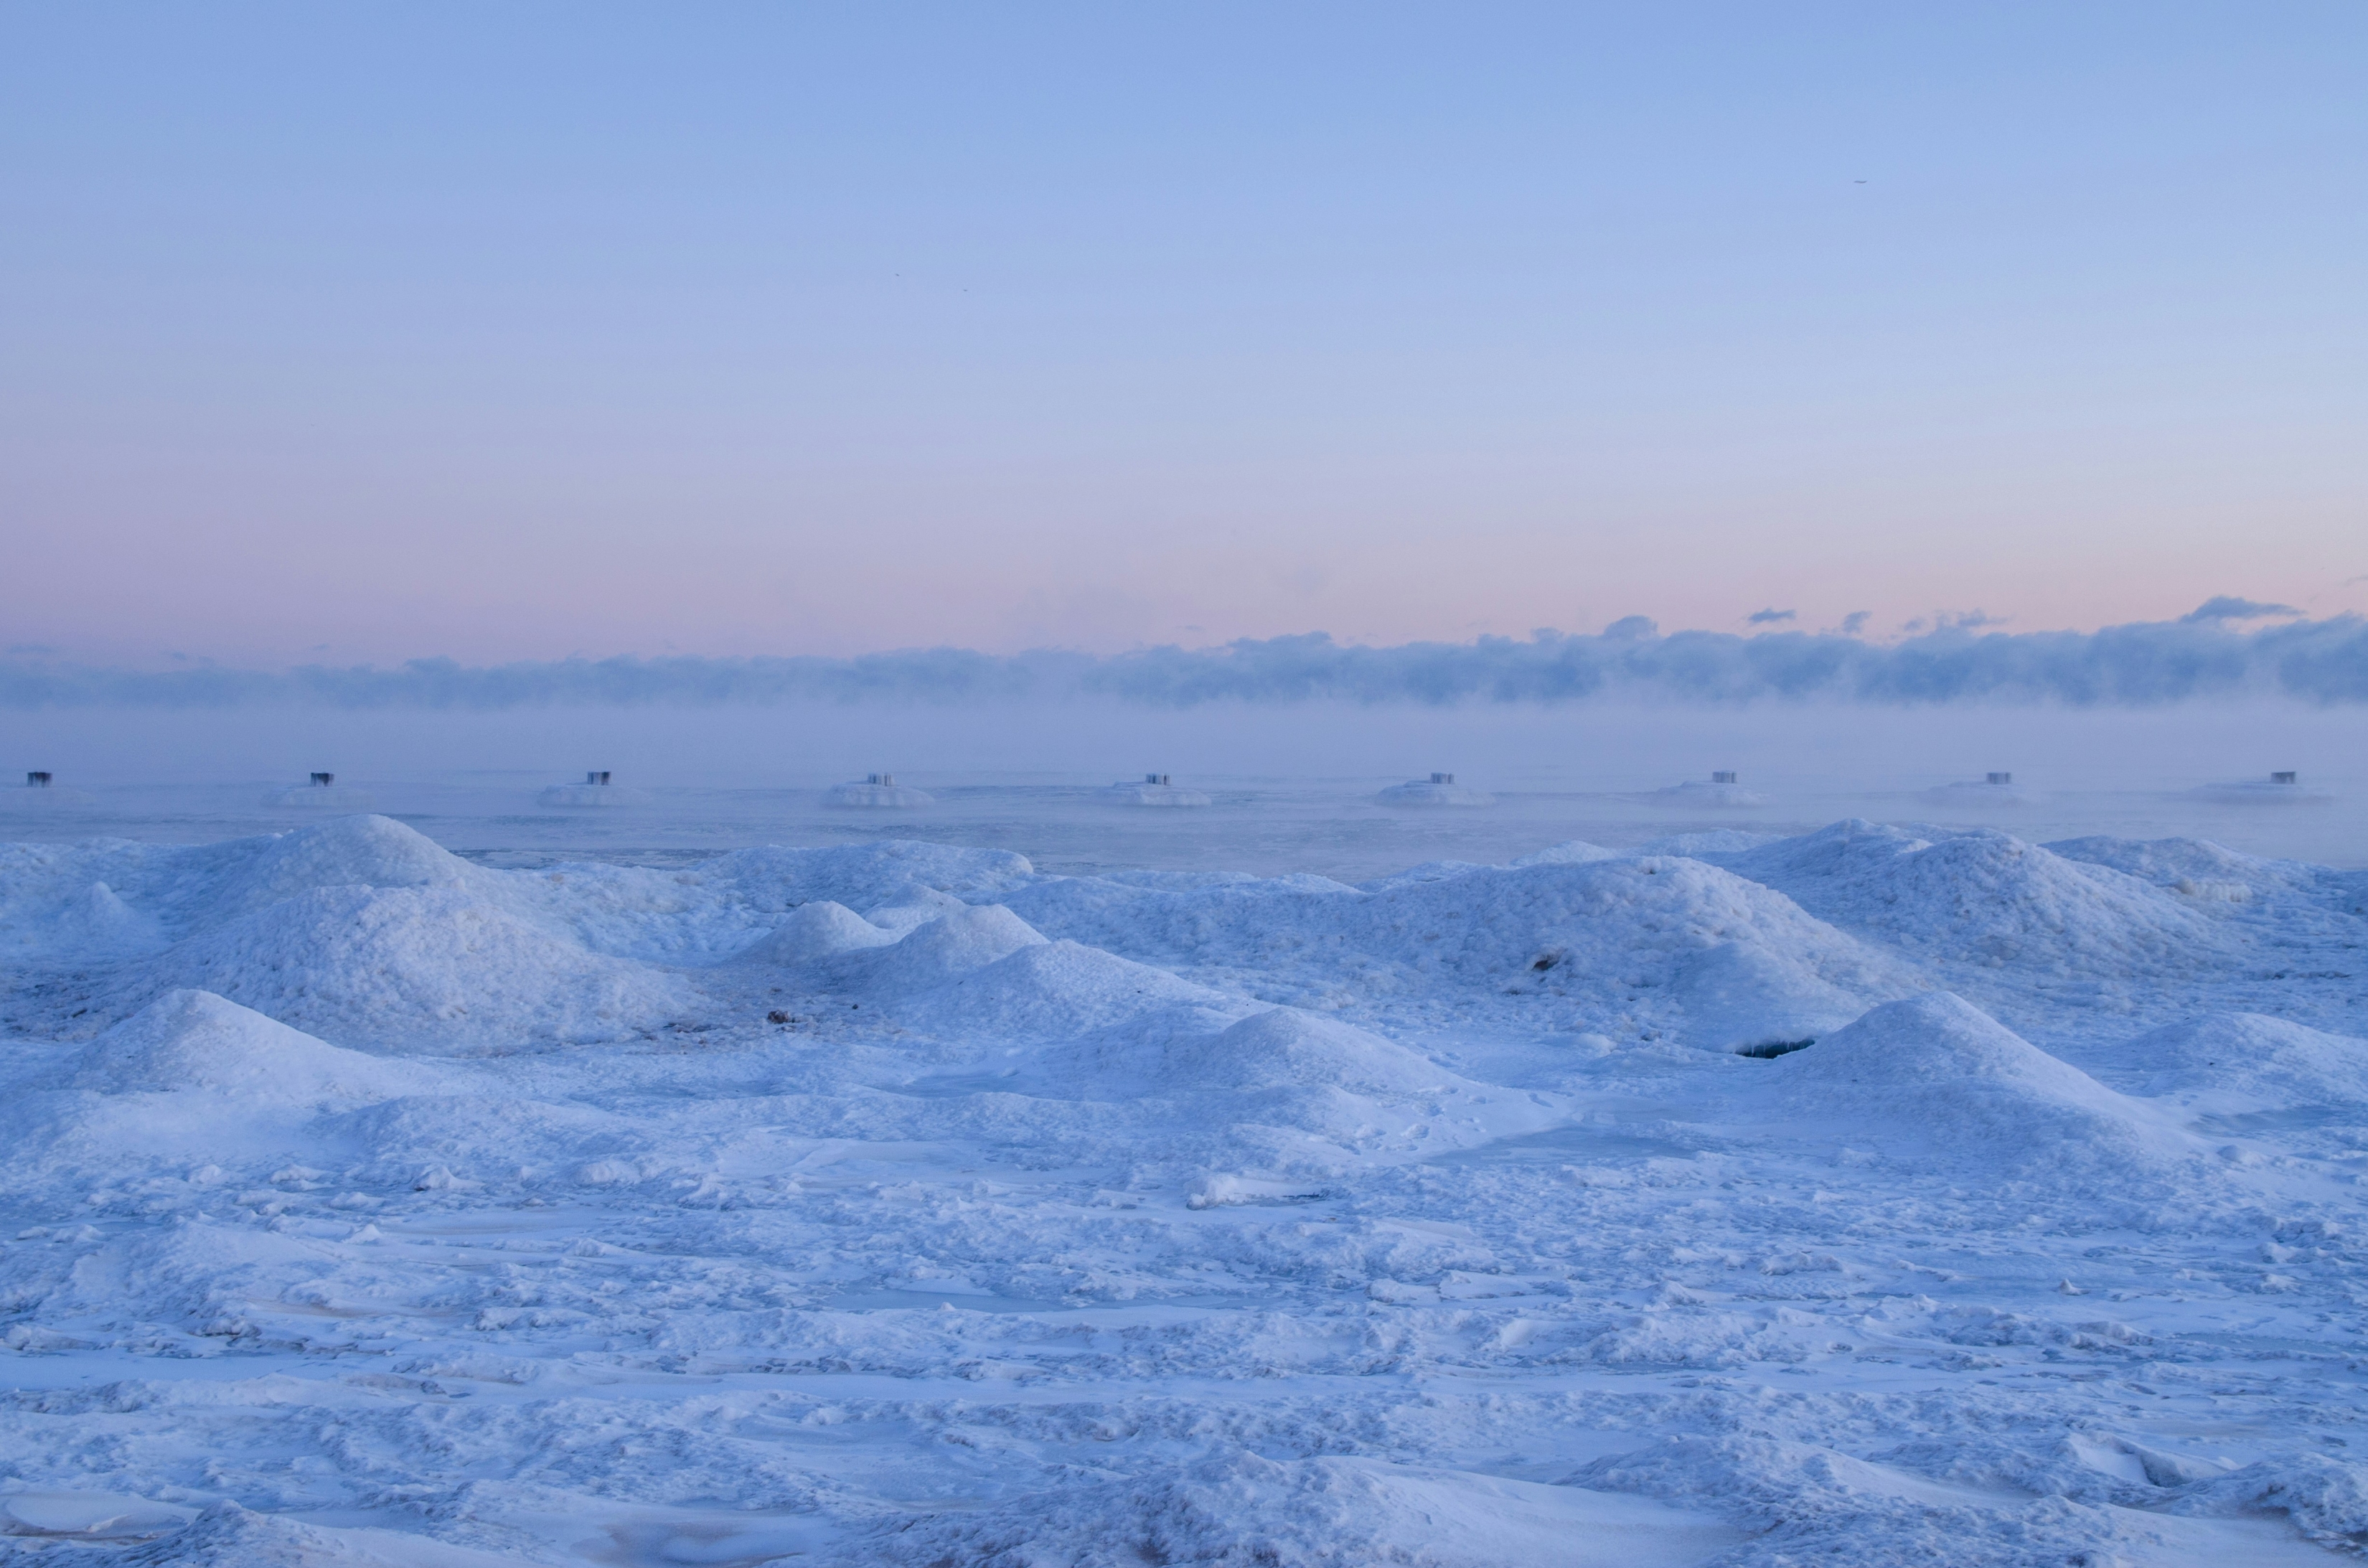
1,812,2364,1564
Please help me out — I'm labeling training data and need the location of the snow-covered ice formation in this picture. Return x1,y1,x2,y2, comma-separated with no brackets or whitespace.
1102,772,1213,806
2196,771,2335,804
4,809,2367,1565
1925,771,2037,805
824,771,934,807
0,772,95,809
1376,771,1494,806
260,771,375,809
537,770,652,807
1656,772,1770,807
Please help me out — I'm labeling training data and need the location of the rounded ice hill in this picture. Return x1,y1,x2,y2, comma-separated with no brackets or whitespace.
1101,774,1211,807
538,771,651,807
1655,772,1766,808
263,773,375,810
1375,773,1493,807
825,772,934,808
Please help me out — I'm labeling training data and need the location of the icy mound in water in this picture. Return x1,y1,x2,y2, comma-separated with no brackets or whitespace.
1655,779,1767,807
1709,822,2222,977
1375,776,1494,807
1925,778,2037,805
1102,778,1212,807
1772,992,2193,1174
736,900,899,964
2116,1013,2368,1112
156,884,685,1051
75,990,428,1104
207,814,475,921
824,777,934,807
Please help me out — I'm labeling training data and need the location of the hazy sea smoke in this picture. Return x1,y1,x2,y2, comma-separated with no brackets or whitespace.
7,611,2365,710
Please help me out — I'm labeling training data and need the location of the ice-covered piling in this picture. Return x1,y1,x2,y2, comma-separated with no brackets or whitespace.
1376,772,1494,807
1657,772,1765,807
826,773,934,807
539,770,644,807
265,773,375,809
27,771,51,787
1104,773,1211,806
2196,771,2330,804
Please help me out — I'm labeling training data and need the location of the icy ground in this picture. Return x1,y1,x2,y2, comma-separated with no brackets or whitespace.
2,816,2367,1565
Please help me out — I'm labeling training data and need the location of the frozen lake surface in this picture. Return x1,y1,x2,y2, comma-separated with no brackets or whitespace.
2,785,2367,1564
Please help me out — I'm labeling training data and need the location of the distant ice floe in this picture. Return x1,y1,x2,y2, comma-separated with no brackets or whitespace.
1375,771,1493,807
0,772,94,808
262,771,375,809
538,770,652,807
1925,771,2036,805
1654,771,1767,807
824,771,934,807
2194,771,2333,804
1101,773,1211,807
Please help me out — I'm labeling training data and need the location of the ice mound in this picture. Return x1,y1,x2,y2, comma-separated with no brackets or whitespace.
156,883,685,1051
736,900,900,964
863,880,970,934
1771,992,2192,1173
2116,1013,2368,1112
2046,833,2314,902
207,814,475,921
1103,774,1212,806
49,880,165,955
824,773,933,807
1159,1007,1447,1096
74,990,429,1104
1376,773,1493,807
1709,822,2221,976
851,904,1048,990
1005,854,1914,1051
901,939,1238,1042
1673,940,1872,1054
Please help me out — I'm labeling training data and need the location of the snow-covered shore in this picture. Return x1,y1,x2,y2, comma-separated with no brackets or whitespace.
1,813,2364,1565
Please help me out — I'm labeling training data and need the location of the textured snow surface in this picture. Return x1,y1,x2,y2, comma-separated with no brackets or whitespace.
3,812,2367,1565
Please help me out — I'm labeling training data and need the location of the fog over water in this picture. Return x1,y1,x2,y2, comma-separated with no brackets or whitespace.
6,698,2362,874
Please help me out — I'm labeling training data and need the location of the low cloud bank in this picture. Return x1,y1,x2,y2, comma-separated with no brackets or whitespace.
8,611,2367,710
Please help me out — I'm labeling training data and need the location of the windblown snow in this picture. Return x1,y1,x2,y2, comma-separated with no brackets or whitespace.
1,812,2366,1565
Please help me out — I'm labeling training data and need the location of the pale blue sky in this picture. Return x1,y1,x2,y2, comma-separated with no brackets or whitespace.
4,2,2364,665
